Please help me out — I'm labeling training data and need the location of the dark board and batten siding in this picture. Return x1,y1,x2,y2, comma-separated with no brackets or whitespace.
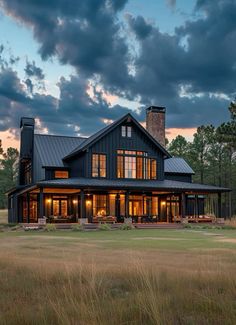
79,121,165,180
33,143,45,182
70,152,89,178
165,173,192,183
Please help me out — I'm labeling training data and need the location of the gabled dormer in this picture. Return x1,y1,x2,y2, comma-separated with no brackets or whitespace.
64,113,171,181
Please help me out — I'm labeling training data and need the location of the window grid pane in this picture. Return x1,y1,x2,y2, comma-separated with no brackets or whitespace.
127,126,132,137
151,159,157,179
92,154,106,178
121,126,126,137
117,150,156,180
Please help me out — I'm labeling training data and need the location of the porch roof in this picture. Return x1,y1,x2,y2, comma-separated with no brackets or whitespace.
37,177,230,193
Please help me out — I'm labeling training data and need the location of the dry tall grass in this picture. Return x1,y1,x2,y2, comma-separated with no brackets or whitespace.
0,250,236,325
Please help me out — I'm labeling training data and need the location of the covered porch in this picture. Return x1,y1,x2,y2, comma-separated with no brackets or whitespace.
14,185,228,224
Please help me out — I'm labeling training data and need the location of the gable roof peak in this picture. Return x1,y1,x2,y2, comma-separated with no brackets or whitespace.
63,112,171,160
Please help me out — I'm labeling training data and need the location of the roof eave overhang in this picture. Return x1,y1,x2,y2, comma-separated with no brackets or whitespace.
36,182,231,193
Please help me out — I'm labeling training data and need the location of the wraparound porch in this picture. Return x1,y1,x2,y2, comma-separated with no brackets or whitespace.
10,186,225,224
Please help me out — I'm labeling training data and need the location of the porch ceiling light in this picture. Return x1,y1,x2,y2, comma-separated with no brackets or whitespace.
47,199,52,204
73,200,77,204
161,201,166,206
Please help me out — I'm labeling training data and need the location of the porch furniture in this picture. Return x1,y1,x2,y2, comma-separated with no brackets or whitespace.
47,215,75,223
173,215,181,223
185,215,214,223
92,215,116,224
197,215,213,223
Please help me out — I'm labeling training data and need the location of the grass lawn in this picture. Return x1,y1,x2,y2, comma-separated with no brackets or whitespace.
0,224,236,324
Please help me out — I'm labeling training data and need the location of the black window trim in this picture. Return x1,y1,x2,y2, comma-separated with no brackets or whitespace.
92,153,107,178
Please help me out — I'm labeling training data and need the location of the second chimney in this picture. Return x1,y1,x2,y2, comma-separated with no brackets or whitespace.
146,106,166,147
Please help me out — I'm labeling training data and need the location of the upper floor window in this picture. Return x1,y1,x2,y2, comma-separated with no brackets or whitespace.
121,125,132,138
117,150,157,180
55,170,69,179
92,154,106,178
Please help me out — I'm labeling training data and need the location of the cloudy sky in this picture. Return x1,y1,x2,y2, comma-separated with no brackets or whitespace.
0,0,235,150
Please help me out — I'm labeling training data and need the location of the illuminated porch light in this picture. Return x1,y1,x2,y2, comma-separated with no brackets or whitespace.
161,201,166,206
47,199,52,204
86,200,91,206
73,200,77,204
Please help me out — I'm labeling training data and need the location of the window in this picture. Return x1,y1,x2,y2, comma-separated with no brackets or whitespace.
92,154,106,177
151,159,156,179
121,126,126,137
93,195,107,216
121,125,132,137
53,199,68,217
127,126,132,137
117,150,157,179
55,170,69,179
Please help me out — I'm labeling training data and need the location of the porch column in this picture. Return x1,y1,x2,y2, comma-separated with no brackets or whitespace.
125,191,129,218
14,195,20,223
181,193,186,220
195,195,198,219
76,194,80,222
39,187,44,219
115,194,120,219
218,192,222,218
80,190,85,219
27,192,30,223
229,192,232,219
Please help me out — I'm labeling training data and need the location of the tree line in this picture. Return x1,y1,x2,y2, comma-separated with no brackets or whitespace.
0,101,235,216
167,101,236,217
0,142,19,209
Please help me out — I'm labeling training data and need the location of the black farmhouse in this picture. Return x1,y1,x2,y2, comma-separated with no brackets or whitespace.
8,107,230,224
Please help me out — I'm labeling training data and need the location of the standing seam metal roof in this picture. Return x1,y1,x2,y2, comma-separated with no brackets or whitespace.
34,134,86,167
164,158,195,174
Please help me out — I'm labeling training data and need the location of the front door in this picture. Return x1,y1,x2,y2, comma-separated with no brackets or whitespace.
129,200,142,216
53,199,68,217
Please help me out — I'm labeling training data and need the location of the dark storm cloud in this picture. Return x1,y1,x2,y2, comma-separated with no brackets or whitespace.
0,65,136,137
0,0,235,135
126,15,152,40
51,74,137,135
24,60,45,80
0,0,131,89
126,0,236,126
0,67,57,133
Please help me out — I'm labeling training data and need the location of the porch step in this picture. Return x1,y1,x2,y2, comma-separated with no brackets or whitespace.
134,223,183,229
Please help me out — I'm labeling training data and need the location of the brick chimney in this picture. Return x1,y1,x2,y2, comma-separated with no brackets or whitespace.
146,106,166,147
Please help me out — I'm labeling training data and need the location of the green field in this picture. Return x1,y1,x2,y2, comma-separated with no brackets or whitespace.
0,218,236,324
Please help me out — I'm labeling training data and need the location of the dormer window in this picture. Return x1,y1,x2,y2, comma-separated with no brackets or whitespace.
121,125,132,138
